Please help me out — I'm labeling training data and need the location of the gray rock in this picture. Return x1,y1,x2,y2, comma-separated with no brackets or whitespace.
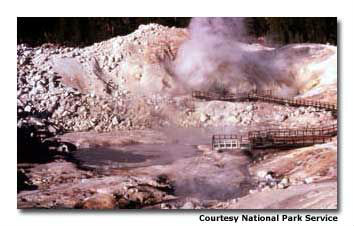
249,189,258,194
200,113,209,122
256,170,267,179
304,177,313,184
40,78,49,85
17,99,24,107
19,57,29,65
81,194,116,209
279,177,290,188
72,51,80,57
57,144,69,153
246,105,254,111
35,49,42,55
24,105,31,112
28,117,45,126
33,74,42,81
275,114,288,122
48,125,57,134
112,116,119,125
258,181,266,188
181,201,194,209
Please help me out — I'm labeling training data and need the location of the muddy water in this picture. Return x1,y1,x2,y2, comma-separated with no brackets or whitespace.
69,128,255,202
73,144,199,169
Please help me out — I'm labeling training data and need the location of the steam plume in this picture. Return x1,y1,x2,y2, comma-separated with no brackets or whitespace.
172,17,298,95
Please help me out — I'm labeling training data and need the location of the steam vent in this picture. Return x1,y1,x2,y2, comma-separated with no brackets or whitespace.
17,17,337,209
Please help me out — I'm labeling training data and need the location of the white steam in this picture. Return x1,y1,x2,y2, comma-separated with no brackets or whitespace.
172,17,336,96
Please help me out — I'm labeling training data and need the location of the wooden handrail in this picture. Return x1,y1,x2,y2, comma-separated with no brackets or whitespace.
200,89,337,151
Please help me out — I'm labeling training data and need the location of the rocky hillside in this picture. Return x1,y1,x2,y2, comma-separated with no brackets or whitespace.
17,23,337,136
17,24,188,134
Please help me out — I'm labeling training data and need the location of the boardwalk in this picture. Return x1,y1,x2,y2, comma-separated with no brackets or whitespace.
193,90,337,152
192,90,337,112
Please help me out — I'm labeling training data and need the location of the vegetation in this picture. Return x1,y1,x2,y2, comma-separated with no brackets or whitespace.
245,17,337,45
17,18,190,47
17,17,336,47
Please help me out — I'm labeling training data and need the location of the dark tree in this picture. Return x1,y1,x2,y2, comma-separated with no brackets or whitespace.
17,17,191,47
17,17,336,47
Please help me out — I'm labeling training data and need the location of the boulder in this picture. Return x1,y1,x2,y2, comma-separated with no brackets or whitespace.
279,177,290,188
256,170,267,179
304,177,314,184
81,193,116,209
200,113,210,122
112,116,119,125
181,201,194,209
24,105,31,112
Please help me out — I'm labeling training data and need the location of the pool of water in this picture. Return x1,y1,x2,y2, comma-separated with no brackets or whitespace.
73,143,199,170
69,127,255,201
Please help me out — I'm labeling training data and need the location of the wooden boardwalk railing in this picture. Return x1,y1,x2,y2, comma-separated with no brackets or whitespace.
247,124,337,150
192,90,337,112
193,90,337,151
212,135,249,151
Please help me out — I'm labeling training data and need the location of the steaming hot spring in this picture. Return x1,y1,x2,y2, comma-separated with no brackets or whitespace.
17,18,337,209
